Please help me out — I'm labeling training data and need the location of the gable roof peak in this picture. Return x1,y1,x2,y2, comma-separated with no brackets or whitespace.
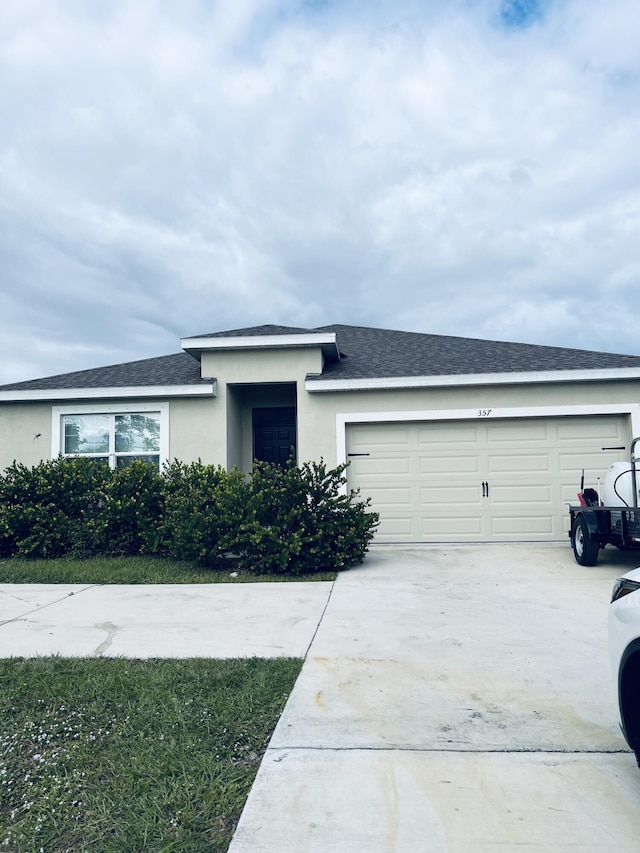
183,323,314,340
180,324,341,362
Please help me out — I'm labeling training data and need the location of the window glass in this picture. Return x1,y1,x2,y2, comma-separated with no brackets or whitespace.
115,414,160,453
116,455,160,469
61,411,162,469
63,415,110,455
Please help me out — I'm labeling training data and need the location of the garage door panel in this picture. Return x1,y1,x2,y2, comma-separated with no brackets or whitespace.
559,451,625,472
420,485,481,505
561,484,584,503
422,515,483,536
346,415,630,543
417,425,479,444
491,515,554,535
365,487,412,507
557,420,625,440
488,454,551,473
376,516,415,537
420,455,480,474
489,484,552,505
350,456,411,476
559,451,610,468
487,422,549,442
348,426,412,447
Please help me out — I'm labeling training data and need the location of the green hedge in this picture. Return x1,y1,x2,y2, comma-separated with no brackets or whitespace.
0,457,112,559
0,456,379,574
236,460,377,575
158,460,249,565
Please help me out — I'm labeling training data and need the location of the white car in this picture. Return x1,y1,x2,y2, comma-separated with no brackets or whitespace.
609,566,640,765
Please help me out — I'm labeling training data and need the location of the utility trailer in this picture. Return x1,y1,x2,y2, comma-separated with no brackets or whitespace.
569,437,640,566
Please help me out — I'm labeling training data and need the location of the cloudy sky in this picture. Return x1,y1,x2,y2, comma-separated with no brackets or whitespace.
1,0,639,384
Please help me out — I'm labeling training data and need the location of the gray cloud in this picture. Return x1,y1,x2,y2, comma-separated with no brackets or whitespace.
1,0,640,384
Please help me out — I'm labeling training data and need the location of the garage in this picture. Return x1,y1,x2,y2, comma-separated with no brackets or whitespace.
346,414,630,542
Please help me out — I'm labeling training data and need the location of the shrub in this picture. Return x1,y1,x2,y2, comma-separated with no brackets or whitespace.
0,457,112,558
0,457,163,559
234,460,310,574
301,460,380,569
92,460,165,557
158,460,249,565
235,459,379,575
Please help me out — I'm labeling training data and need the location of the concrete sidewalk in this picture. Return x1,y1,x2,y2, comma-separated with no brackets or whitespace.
0,582,332,658
228,544,640,852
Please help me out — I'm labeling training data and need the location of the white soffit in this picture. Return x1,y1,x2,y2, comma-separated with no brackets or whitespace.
0,383,217,402
305,367,640,392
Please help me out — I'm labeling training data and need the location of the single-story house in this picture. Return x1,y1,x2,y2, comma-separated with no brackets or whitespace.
2,323,640,543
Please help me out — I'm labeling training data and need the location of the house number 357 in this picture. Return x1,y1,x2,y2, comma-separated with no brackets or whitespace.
477,409,492,417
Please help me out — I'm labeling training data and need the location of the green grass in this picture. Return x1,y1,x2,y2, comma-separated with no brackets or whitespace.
0,656,303,852
0,556,337,584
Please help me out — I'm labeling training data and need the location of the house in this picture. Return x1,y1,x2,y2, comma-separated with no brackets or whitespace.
2,323,640,543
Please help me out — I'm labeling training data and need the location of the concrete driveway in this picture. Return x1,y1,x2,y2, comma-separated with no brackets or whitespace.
229,544,640,852
3,543,640,850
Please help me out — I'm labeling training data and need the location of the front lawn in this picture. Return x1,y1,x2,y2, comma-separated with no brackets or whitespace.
0,656,302,852
0,556,336,584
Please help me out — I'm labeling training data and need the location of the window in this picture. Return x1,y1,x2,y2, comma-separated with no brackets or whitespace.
53,404,168,470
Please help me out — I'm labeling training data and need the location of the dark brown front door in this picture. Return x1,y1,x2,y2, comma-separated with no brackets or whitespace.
252,407,297,465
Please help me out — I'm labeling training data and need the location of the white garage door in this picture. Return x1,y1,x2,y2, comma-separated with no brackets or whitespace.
346,415,630,542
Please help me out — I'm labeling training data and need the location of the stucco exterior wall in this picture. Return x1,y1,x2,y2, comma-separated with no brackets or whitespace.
226,388,243,470
298,378,640,467
201,347,319,471
0,397,224,472
0,403,52,471
2,368,639,476
200,347,323,384
168,397,222,464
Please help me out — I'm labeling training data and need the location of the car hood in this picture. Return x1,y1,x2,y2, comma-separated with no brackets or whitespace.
619,566,640,583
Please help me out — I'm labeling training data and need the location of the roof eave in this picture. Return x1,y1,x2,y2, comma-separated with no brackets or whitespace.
181,332,340,363
305,367,640,392
0,383,217,403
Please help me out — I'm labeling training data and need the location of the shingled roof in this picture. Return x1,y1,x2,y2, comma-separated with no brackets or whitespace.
309,324,640,380
0,352,206,392
2,324,640,395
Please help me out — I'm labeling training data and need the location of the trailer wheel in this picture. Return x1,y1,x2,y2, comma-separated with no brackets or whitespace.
572,515,599,566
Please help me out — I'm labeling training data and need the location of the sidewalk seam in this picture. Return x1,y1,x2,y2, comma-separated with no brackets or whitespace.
302,577,337,660
0,585,99,627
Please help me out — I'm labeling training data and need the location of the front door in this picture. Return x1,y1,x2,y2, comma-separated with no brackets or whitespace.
253,407,297,466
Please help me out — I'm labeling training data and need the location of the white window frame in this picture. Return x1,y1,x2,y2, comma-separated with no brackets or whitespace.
52,403,169,469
